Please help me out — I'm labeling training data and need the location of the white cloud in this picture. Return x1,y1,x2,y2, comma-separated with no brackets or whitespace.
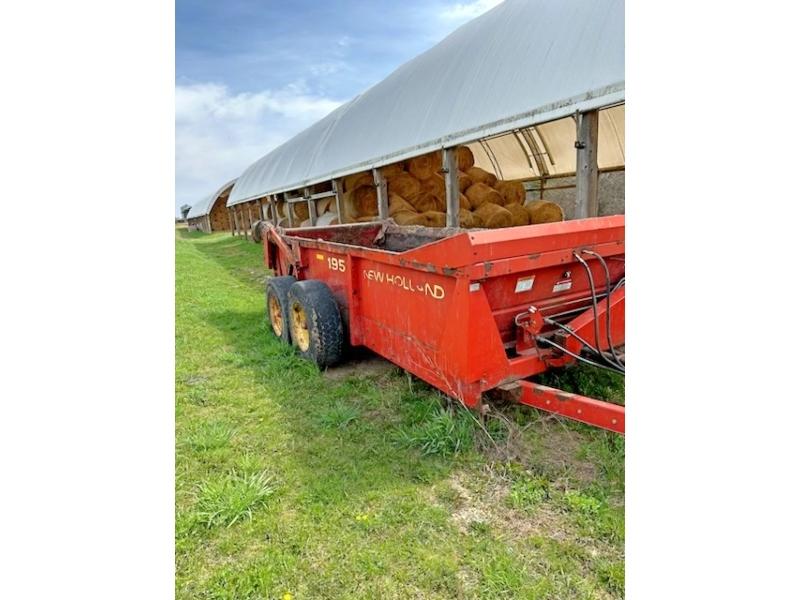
176,82,341,122
175,82,343,214
439,0,503,22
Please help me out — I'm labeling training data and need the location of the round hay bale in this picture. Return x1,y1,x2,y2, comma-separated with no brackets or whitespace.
465,182,503,209
353,185,378,217
388,193,416,216
422,174,470,209
356,215,378,223
422,172,446,201
421,211,447,228
387,172,421,200
504,202,530,227
409,190,445,213
474,203,513,229
526,200,565,224
471,211,485,228
316,196,333,215
458,208,478,228
457,146,475,171
341,190,360,223
276,201,288,218
466,166,497,187
380,162,405,179
293,200,310,221
344,171,373,192
393,210,428,226
407,151,441,180
458,171,473,193
495,180,526,205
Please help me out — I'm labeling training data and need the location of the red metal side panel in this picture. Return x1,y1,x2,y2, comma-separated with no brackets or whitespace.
294,246,353,332
353,259,457,383
564,286,625,353
466,217,625,264
261,218,625,425
481,257,625,344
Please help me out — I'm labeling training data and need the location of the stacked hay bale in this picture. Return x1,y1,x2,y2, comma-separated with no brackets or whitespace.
406,151,441,181
457,147,512,228
460,146,566,228
325,146,565,229
339,162,452,227
525,200,564,224
293,200,310,221
339,170,375,223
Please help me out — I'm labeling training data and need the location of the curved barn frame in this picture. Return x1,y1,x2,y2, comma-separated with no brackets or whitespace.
186,179,237,233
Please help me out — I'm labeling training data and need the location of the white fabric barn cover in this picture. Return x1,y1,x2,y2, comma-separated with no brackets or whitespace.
188,179,237,219
228,0,624,206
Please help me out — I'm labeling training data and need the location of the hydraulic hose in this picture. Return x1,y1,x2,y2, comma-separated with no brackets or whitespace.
573,251,607,366
581,250,625,369
536,335,625,375
543,316,623,368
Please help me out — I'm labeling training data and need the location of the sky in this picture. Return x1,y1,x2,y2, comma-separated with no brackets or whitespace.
175,0,503,215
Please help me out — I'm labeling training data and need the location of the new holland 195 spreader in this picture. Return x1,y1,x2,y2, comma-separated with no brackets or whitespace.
260,216,625,433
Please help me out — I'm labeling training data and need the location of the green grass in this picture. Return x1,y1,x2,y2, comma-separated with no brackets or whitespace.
507,476,551,512
176,229,625,599
395,399,477,457
183,421,235,451
194,470,277,528
314,402,360,429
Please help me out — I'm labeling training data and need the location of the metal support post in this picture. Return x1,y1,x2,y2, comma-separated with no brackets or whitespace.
442,147,460,228
575,110,599,218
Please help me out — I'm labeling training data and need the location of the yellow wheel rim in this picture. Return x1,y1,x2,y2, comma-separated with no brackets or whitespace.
290,301,310,351
268,294,283,336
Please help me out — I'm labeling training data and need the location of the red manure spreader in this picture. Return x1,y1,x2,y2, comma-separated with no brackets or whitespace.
260,216,625,433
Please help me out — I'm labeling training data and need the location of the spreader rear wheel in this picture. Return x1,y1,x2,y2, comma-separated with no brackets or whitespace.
287,280,343,368
265,275,296,343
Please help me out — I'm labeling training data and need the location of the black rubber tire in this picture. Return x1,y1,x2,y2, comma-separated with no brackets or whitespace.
287,280,344,368
265,275,296,344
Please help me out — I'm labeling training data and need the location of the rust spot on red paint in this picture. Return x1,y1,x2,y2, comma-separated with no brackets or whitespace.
408,260,436,273
443,267,457,277
528,253,541,260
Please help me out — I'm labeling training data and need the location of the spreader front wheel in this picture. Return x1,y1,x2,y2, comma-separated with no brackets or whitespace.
287,280,343,368
265,275,296,343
